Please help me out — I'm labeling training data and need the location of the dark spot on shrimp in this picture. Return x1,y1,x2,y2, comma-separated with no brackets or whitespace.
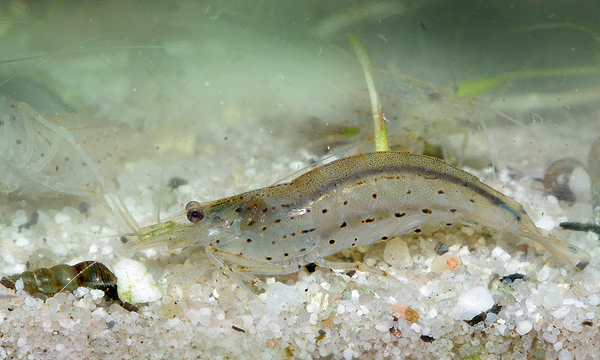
329,239,335,245
55,166,59,172
120,236,128,244
300,248,307,252
322,209,328,214
272,241,276,245
235,207,242,213
187,208,205,223
450,209,457,213
302,228,316,234
395,212,405,218
216,240,221,244
274,219,282,223
247,220,256,226
469,199,475,203
16,139,22,145
265,257,272,261
246,239,252,243
306,263,317,272
363,218,375,223
343,200,348,206
422,209,432,214
262,226,267,231
372,194,377,199
284,253,289,257
340,221,347,228
262,208,268,213
381,236,389,240
281,203,292,208
407,190,411,194
414,229,422,233
438,190,445,194
291,232,296,236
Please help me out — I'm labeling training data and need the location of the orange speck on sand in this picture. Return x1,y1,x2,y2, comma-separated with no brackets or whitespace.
431,253,462,273
446,257,461,270
392,304,419,323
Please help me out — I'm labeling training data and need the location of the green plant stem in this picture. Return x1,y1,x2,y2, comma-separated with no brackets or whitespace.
346,33,389,152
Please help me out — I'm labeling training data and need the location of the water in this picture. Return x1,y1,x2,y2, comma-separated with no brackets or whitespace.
1,1,599,359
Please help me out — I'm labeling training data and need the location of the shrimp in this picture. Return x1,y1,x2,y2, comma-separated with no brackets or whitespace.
0,91,129,198
0,91,199,233
125,150,589,288
0,261,118,300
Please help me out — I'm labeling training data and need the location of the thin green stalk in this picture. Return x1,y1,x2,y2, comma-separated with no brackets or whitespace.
456,66,600,97
346,33,389,152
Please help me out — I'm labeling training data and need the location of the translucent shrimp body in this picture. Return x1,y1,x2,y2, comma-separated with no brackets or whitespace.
0,91,125,197
129,151,589,276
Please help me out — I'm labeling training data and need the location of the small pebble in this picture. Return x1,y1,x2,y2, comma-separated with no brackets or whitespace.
54,213,71,224
453,286,494,320
383,238,413,268
112,258,162,304
516,320,533,335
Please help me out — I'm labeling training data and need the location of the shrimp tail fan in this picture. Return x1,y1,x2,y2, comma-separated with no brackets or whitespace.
518,229,590,270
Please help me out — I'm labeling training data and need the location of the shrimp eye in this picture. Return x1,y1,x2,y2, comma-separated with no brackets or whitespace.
187,208,205,223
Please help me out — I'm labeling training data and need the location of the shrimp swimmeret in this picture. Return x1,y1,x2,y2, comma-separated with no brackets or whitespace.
125,150,589,288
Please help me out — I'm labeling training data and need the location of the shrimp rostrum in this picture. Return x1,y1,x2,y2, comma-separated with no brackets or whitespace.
127,151,589,287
